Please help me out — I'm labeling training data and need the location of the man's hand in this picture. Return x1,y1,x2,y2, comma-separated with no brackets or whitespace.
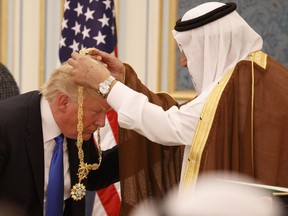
68,52,111,90
87,49,126,83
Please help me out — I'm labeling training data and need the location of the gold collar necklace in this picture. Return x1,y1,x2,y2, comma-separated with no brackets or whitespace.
70,50,102,200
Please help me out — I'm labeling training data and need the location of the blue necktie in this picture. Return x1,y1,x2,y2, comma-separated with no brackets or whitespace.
46,134,64,216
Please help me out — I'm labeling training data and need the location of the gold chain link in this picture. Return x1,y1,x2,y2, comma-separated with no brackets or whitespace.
71,84,102,201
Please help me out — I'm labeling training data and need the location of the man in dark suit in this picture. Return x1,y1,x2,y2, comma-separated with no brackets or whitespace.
0,63,119,216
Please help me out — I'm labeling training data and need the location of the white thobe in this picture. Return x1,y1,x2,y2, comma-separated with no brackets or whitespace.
107,81,218,180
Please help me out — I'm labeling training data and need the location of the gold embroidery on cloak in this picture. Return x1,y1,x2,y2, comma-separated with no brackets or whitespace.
248,51,267,69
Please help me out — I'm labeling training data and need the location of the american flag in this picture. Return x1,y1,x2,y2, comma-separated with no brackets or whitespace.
59,1,120,216
59,0,117,62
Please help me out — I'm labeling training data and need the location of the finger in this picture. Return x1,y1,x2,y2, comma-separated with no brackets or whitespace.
71,51,80,59
88,54,102,61
90,49,109,61
95,55,102,61
67,58,76,67
98,50,110,59
89,49,100,55
94,59,107,67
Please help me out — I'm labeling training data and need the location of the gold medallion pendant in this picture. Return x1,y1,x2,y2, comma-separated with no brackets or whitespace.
71,183,86,201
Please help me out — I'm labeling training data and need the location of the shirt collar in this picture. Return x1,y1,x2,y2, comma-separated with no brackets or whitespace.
41,96,61,143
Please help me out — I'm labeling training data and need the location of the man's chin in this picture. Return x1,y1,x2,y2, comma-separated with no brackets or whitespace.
69,133,93,141
82,133,93,141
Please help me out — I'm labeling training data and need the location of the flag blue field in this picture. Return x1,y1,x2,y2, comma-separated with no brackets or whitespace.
59,0,117,63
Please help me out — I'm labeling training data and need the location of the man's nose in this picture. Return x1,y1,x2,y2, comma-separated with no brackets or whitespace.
94,113,106,127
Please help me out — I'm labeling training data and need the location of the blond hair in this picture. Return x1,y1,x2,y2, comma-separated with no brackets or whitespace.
40,63,78,102
40,63,99,102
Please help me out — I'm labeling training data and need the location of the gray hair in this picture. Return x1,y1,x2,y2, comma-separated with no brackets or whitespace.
40,63,78,102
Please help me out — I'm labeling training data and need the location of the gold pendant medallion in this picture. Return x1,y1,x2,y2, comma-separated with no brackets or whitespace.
71,183,86,201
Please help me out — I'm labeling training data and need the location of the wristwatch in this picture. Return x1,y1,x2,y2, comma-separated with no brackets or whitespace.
98,76,116,98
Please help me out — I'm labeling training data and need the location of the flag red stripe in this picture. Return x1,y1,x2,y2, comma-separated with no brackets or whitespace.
106,109,118,143
97,185,121,215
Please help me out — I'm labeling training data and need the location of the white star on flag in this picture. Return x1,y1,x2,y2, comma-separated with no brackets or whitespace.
59,0,117,63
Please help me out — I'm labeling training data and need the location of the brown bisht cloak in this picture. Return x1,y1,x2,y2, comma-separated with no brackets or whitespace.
182,52,288,191
118,64,184,215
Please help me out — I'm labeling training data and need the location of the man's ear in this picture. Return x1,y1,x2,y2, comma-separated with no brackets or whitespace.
57,93,69,112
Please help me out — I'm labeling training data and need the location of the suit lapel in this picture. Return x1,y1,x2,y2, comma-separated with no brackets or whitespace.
67,138,80,186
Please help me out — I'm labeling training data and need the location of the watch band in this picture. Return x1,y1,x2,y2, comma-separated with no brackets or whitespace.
105,76,116,85
98,75,116,98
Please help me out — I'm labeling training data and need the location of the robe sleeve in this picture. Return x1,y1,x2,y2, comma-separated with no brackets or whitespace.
117,63,184,216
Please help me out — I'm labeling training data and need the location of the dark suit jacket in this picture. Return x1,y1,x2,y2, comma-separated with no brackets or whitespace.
0,91,119,216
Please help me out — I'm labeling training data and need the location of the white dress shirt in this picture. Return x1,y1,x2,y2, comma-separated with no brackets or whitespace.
40,97,71,214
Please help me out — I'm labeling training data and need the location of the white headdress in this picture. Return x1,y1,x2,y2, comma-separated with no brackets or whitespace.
172,2,263,94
